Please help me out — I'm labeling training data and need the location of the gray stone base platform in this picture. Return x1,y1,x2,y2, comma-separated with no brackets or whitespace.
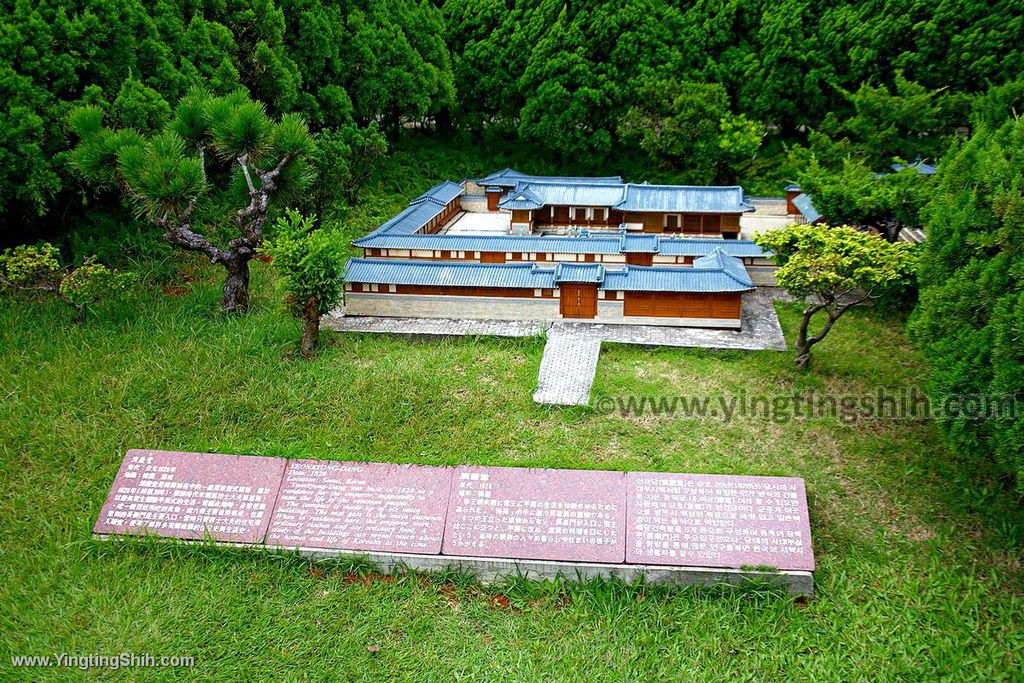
287,547,814,596
92,535,812,596
321,314,544,338
323,289,787,351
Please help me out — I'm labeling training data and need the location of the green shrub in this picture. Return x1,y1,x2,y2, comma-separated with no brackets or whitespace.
909,118,1024,493
0,243,136,322
261,210,346,358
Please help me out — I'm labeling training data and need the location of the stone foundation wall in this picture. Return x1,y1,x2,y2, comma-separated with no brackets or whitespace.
345,294,742,328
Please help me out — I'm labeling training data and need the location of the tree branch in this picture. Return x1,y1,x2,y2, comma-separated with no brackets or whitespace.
238,154,256,194
0,273,82,317
232,152,295,246
197,144,207,186
155,216,229,264
258,152,295,192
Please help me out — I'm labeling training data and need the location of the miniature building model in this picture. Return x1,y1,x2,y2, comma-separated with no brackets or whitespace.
344,170,777,329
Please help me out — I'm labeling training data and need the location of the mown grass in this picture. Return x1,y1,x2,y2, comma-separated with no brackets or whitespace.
1,261,1022,681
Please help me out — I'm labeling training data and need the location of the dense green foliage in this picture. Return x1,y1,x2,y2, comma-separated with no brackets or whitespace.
3,0,1023,235
796,159,935,232
261,209,347,357
304,123,389,224
445,0,1022,164
0,0,450,238
910,119,1024,492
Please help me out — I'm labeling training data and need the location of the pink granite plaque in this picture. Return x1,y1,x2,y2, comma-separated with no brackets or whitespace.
626,473,814,571
442,466,626,563
266,460,453,554
93,449,286,544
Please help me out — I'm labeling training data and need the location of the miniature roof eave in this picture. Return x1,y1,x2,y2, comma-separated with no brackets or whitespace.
475,168,527,186
513,180,626,207
353,232,772,258
791,193,821,223
620,233,660,253
599,262,754,293
478,169,624,189
692,248,754,288
554,262,606,284
345,257,755,294
498,186,544,210
344,257,558,289
612,183,754,214
411,180,464,206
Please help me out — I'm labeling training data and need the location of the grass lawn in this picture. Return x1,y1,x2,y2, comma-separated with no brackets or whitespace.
1,262,1022,681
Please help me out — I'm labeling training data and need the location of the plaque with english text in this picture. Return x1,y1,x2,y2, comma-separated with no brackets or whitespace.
266,459,453,554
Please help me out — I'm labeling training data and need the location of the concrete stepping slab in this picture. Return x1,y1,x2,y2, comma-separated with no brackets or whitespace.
532,333,602,406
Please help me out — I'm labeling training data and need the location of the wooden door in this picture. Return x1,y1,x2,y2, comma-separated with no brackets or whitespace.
559,284,598,318
625,253,654,266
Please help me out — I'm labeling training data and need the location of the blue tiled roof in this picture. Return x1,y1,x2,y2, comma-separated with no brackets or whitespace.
345,257,754,294
354,232,770,259
345,258,557,289
656,238,766,258
792,193,821,223
412,180,463,206
620,233,660,253
693,248,755,288
477,168,623,187
602,264,753,292
510,180,625,206
615,183,754,213
476,169,527,186
555,263,605,284
498,186,544,210
366,201,449,237
496,180,754,214
353,231,771,258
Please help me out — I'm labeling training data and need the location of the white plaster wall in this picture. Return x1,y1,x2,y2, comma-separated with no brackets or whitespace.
460,196,488,212
346,294,560,321
746,266,778,286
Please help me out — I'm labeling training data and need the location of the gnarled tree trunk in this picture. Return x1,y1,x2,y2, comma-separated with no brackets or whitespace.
795,304,817,369
794,296,863,370
156,150,293,315
222,258,251,314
